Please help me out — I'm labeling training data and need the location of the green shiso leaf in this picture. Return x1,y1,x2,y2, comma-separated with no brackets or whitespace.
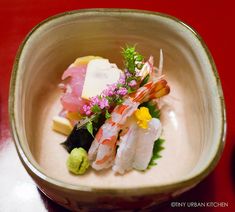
148,138,165,168
140,74,150,87
86,121,94,137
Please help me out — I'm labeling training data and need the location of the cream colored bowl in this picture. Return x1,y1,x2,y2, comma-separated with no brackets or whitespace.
9,9,226,210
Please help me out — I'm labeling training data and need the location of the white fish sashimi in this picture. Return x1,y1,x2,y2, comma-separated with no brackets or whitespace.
133,118,162,170
112,120,138,174
113,118,162,174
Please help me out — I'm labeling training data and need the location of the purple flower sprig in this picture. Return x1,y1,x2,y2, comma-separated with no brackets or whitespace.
82,73,142,118
82,74,130,117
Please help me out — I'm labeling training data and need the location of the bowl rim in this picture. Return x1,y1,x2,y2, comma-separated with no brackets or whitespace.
9,8,226,194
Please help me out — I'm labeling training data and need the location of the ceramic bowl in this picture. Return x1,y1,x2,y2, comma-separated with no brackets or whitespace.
9,9,226,211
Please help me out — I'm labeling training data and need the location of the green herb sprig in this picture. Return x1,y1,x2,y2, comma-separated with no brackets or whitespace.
122,45,144,73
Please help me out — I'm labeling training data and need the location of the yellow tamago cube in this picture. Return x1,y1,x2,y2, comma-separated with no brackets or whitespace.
52,116,73,136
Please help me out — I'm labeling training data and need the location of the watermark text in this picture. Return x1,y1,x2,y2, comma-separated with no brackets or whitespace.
171,201,229,208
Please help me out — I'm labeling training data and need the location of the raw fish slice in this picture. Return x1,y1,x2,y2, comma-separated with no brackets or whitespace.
113,118,162,174
61,94,86,113
133,118,162,170
112,119,138,174
60,66,88,112
62,66,87,81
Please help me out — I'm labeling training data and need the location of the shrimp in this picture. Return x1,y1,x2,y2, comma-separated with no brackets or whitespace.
88,79,170,170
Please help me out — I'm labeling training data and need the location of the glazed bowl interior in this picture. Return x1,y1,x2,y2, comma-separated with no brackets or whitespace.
11,10,224,189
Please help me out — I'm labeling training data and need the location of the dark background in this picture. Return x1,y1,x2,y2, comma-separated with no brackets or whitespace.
0,0,234,211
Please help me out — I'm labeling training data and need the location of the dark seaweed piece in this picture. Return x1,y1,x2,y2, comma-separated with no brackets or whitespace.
61,115,106,153
61,124,94,153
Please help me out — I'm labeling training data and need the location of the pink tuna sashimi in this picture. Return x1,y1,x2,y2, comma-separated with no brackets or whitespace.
62,65,86,81
60,65,89,113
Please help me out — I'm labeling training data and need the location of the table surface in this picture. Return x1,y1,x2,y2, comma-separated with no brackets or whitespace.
0,0,234,211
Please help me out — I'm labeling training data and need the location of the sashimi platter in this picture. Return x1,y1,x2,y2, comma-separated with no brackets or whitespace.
52,46,170,175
